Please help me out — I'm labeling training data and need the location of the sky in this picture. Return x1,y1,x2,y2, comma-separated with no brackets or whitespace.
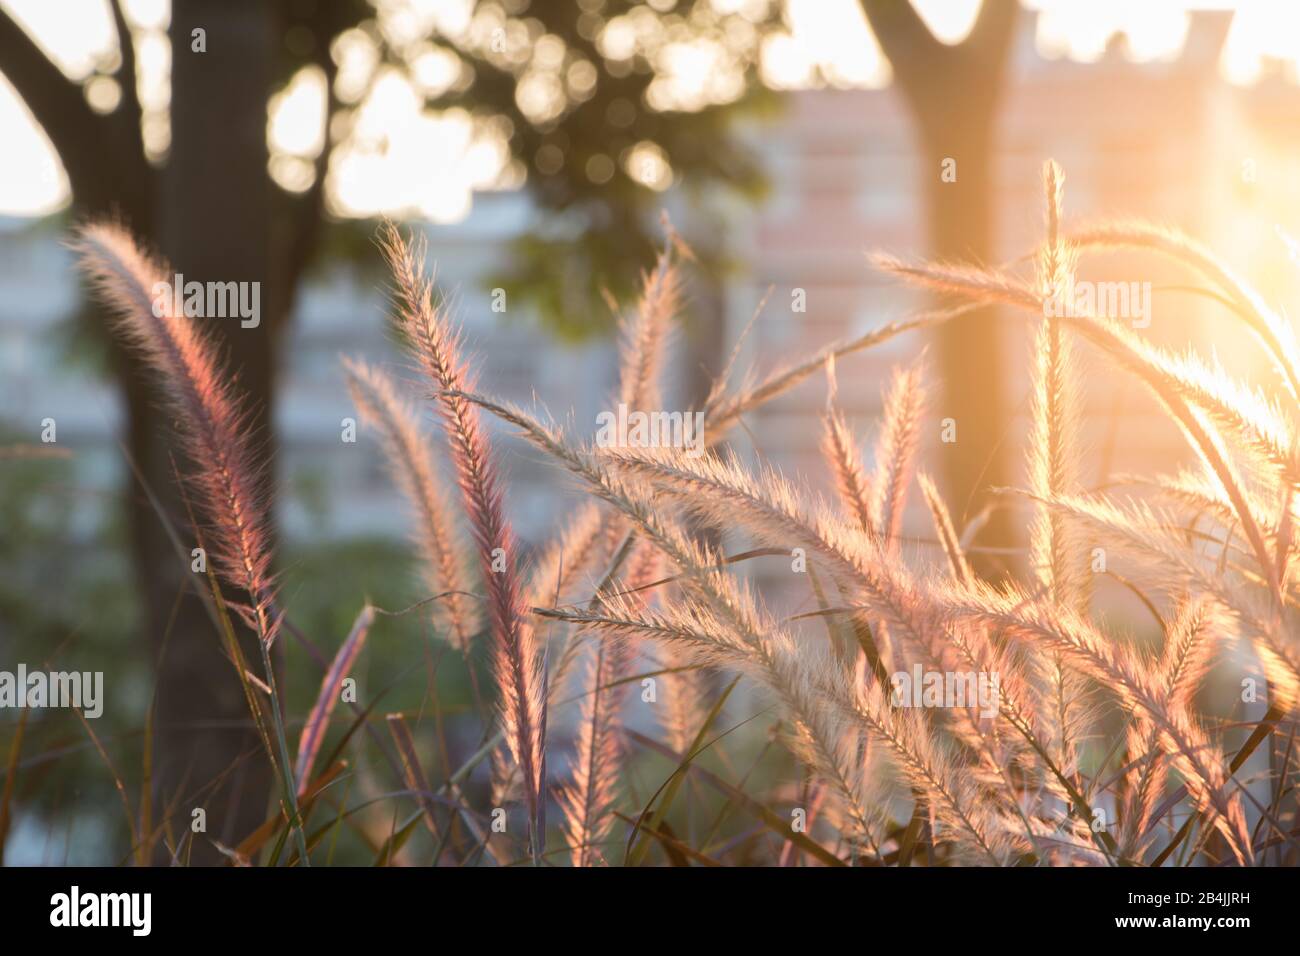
1,0,1298,220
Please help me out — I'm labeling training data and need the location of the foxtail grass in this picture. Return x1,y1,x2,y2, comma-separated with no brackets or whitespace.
67,159,1300,866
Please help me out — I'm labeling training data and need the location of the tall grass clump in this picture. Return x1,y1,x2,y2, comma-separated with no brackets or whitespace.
69,160,1300,866
71,222,309,864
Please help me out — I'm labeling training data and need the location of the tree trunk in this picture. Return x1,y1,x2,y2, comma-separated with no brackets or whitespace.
146,0,279,863
917,116,1015,578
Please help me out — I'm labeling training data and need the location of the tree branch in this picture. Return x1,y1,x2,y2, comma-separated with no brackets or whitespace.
966,0,1020,69
858,0,941,92
0,8,103,186
109,0,144,141
0,5,151,219
860,0,1019,120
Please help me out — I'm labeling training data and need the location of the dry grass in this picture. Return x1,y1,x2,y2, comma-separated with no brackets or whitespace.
70,160,1300,866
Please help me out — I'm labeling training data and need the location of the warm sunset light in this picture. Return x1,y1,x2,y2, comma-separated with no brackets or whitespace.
1,0,1298,932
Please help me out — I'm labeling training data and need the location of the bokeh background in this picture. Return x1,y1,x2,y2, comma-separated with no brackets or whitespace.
3,0,1300,864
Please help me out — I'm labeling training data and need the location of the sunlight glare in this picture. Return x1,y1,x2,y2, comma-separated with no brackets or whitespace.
0,72,67,216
